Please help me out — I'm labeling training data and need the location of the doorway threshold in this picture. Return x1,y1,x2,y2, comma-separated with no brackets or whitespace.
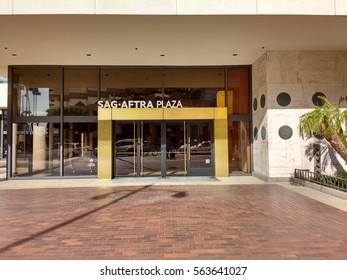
110,176,220,185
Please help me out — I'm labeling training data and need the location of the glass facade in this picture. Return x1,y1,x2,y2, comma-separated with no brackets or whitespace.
64,68,98,116
9,66,251,178
63,123,97,176
12,122,60,177
10,66,98,178
163,68,224,107
100,68,162,106
227,67,251,174
12,67,61,117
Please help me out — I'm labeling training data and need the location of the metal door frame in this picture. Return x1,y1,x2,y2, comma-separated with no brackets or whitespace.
186,120,214,176
114,120,214,177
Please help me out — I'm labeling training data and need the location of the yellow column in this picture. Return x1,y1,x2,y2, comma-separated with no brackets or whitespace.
214,108,229,177
97,119,112,179
98,108,113,179
216,91,226,107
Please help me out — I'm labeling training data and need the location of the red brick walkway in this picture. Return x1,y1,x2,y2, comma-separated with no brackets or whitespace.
0,184,346,259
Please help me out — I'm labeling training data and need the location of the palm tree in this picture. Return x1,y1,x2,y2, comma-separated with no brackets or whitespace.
299,96,347,163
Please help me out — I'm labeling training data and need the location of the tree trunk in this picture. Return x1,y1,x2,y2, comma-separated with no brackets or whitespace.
321,123,347,163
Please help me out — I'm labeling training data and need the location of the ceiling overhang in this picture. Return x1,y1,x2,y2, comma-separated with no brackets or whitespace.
0,15,347,76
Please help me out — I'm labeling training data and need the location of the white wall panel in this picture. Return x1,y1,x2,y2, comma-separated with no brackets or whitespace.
2,0,344,15
257,0,335,15
177,0,256,15
96,0,176,15
0,0,12,14
336,0,347,15
13,0,95,14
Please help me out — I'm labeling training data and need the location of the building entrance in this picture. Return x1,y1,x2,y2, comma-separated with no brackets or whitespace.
113,121,213,177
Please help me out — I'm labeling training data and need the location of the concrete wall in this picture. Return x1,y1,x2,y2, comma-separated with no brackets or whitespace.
1,0,346,15
252,51,347,180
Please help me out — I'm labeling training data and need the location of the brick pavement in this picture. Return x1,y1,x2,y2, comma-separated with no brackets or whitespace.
0,184,346,259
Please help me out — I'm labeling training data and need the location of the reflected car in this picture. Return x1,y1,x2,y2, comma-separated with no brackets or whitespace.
50,143,81,158
93,139,135,157
191,141,211,154
178,141,211,154
115,139,135,156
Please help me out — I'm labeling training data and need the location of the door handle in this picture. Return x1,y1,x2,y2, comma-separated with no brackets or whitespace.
188,137,191,160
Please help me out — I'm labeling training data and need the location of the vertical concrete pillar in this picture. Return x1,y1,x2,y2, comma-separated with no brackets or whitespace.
33,123,46,171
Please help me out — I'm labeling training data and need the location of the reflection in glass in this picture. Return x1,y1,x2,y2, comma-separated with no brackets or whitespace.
114,122,137,176
166,122,186,176
114,122,163,176
12,122,60,177
227,67,250,115
189,122,212,174
64,68,98,116
164,68,224,107
229,121,251,174
12,67,61,116
63,123,97,176
141,122,161,176
100,68,162,107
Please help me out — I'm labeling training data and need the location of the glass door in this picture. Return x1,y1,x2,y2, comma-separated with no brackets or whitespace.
140,122,162,176
187,121,214,176
165,122,187,176
114,122,137,176
165,121,214,176
114,120,214,177
114,121,162,177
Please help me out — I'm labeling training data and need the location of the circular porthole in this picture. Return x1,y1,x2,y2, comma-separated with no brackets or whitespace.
312,92,326,107
277,92,291,107
278,125,293,140
254,127,258,141
261,126,266,140
260,95,266,108
253,98,258,111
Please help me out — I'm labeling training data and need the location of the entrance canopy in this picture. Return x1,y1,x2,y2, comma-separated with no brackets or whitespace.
1,15,347,76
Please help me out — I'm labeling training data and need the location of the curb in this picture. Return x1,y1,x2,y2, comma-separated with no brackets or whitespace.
294,178,347,200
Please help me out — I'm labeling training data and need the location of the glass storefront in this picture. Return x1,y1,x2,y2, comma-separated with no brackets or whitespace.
12,67,61,117
64,68,98,116
63,123,97,176
163,68,224,107
9,66,251,178
113,121,214,177
100,68,162,107
228,121,251,173
227,67,251,174
12,122,60,177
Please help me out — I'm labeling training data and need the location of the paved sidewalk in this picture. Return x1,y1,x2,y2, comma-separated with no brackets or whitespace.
1,175,346,211
0,178,346,259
